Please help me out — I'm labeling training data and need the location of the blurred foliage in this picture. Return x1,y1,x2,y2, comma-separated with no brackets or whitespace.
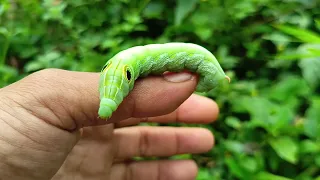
1,0,320,179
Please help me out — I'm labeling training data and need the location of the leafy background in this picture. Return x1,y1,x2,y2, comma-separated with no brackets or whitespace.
1,0,320,179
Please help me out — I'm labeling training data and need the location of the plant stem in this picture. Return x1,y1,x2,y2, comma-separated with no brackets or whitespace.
0,28,10,65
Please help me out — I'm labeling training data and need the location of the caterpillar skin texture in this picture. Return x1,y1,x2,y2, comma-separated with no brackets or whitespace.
98,43,230,119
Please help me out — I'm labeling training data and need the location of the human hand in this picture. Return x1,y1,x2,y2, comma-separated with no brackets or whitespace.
0,69,219,180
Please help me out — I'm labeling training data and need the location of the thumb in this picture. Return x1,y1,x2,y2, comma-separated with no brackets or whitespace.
108,71,198,123
1,69,198,130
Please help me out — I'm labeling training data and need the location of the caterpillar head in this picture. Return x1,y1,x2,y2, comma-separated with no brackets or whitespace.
98,60,135,119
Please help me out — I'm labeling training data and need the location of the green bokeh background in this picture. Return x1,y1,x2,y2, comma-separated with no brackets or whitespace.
1,0,320,179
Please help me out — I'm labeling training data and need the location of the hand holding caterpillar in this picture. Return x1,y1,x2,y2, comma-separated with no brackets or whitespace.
98,43,230,119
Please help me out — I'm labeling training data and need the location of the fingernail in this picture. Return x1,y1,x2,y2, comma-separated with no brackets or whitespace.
163,72,193,82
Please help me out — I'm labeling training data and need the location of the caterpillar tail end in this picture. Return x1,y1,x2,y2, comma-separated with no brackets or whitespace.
225,75,231,83
98,98,118,120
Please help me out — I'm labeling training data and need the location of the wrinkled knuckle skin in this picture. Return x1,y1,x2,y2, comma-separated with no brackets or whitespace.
29,68,65,84
23,68,73,98
33,68,62,77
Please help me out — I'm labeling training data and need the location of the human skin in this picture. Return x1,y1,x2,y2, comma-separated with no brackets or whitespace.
0,69,219,180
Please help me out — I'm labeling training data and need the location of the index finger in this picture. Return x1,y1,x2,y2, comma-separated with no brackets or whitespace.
114,94,219,128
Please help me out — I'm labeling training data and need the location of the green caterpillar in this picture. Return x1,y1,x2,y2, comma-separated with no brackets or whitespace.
98,42,230,119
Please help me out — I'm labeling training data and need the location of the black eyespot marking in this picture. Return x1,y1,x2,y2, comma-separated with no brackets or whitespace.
101,62,111,72
126,69,132,81
101,64,108,72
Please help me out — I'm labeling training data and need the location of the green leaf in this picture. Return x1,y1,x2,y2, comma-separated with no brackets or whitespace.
224,140,245,154
274,43,320,87
256,172,292,180
262,32,291,50
174,0,198,26
225,116,242,129
269,105,295,136
315,19,320,31
268,75,310,103
226,0,257,20
101,38,124,49
269,136,298,164
240,156,258,173
232,96,280,133
300,140,320,154
275,51,318,61
316,155,320,167
0,64,19,87
0,64,18,78
170,154,192,160
194,27,213,41
275,24,320,43
38,51,61,63
24,51,62,72
19,46,39,59
196,168,211,180
216,45,240,69
299,57,320,88
24,61,45,72
0,0,10,16
225,156,251,179
42,0,67,21
143,1,164,18
304,97,320,139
